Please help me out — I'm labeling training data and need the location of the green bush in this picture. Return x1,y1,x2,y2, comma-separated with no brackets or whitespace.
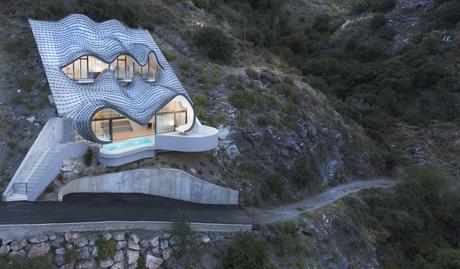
351,0,395,14
95,238,117,260
64,248,78,264
197,68,221,89
371,13,386,29
271,220,310,256
162,49,176,61
193,94,208,106
83,148,93,167
0,256,53,269
171,213,196,255
229,90,255,110
3,37,31,56
223,232,272,269
179,59,194,77
193,26,234,63
292,158,320,189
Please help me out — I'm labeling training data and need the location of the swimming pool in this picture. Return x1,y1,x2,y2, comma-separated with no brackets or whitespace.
102,136,154,151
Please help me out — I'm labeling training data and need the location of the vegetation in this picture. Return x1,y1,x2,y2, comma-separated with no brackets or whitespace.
193,26,234,63
0,256,53,269
223,232,272,269
83,148,93,167
171,214,196,256
64,248,78,264
343,166,460,268
95,237,117,260
270,220,310,257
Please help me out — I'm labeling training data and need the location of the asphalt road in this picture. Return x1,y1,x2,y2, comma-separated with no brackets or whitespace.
0,179,397,225
0,193,251,224
247,178,397,223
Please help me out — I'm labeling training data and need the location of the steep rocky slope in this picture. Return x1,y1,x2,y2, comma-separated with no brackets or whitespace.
0,0,390,206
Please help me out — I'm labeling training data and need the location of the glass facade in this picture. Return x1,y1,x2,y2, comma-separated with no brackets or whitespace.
91,100,188,142
63,52,158,83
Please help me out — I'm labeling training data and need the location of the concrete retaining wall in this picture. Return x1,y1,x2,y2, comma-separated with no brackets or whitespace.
58,168,239,205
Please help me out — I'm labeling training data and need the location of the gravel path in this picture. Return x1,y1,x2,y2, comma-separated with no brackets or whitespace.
246,178,397,224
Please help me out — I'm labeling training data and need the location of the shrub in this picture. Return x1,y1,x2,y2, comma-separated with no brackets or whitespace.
83,148,93,167
0,256,54,269
271,220,310,256
193,94,208,106
193,26,234,63
3,37,31,56
312,14,331,32
292,158,320,189
64,248,78,264
229,90,255,110
438,2,460,28
197,68,221,89
371,13,387,29
171,213,196,255
179,59,194,77
162,49,176,61
95,238,117,260
223,232,271,269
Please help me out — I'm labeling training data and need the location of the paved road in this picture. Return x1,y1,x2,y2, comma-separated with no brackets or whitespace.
246,178,397,224
0,179,397,225
0,194,251,224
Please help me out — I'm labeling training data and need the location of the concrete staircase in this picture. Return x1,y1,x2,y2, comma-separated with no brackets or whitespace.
3,118,88,201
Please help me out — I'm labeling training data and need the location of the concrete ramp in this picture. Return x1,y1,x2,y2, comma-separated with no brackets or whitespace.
58,168,239,205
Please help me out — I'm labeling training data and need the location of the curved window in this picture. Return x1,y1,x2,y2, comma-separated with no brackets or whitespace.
63,52,158,83
91,100,188,142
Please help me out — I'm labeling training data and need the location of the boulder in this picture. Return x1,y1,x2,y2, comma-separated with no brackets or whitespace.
201,235,210,244
162,248,172,261
50,234,65,248
103,233,113,241
140,240,150,250
160,239,168,250
145,253,164,269
126,249,140,264
128,239,140,251
111,262,124,269
114,232,125,241
74,237,89,248
27,242,51,258
114,250,124,263
99,259,114,268
55,247,66,255
10,239,27,252
151,247,160,255
149,237,159,248
55,254,65,266
75,259,96,269
28,235,48,244
9,250,26,258
79,246,91,259
130,233,140,244
0,244,10,256
116,240,127,250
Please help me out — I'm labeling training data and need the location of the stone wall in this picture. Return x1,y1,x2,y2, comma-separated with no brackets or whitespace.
58,168,239,205
0,230,223,269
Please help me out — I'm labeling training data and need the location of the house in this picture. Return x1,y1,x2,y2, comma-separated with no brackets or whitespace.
2,14,219,201
29,14,218,166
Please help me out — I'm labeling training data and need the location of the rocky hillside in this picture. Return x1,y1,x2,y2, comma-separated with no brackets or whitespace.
0,0,396,206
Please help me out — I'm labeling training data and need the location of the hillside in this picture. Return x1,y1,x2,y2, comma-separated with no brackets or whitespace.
0,0,459,268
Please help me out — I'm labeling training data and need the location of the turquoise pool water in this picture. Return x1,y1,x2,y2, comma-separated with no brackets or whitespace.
103,137,154,151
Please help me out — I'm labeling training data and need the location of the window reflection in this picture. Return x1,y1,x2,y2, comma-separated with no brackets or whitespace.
63,52,158,83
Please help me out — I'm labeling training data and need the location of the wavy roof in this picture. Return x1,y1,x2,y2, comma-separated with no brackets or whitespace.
29,14,192,143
